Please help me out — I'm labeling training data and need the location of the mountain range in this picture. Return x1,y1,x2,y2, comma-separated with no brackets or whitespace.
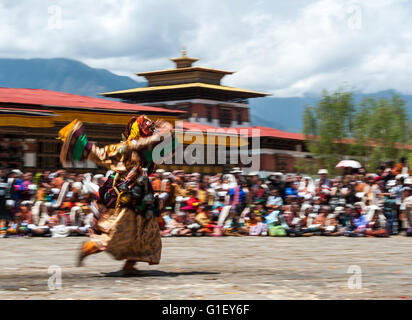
1,57,411,133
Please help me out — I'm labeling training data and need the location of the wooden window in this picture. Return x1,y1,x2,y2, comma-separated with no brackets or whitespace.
275,155,289,172
218,108,232,127
40,141,58,154
237,109,242,124
207,107,213,122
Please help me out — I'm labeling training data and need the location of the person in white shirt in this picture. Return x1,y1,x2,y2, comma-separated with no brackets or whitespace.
266,189,283,209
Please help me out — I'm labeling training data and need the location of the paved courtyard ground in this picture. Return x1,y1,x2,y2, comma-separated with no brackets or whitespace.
0,236,411,299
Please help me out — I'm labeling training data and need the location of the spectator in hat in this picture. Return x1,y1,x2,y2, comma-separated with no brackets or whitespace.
316,169,332,188
181,189,200,212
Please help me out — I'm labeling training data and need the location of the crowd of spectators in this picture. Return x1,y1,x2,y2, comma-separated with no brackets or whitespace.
2,157,412,238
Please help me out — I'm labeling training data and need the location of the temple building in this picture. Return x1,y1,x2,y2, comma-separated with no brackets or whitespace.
0,52,317,174
100,51,314,174
0,88,182,171
101,49,267,127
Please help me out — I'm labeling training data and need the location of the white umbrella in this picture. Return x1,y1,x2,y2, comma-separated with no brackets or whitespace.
336,160,362,169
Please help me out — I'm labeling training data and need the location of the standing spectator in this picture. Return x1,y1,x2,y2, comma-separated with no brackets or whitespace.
392,157,409,176
402,186,412,236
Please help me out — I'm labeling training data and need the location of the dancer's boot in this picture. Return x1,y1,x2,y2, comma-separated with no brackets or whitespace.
77,241,101,267
122,260,140,275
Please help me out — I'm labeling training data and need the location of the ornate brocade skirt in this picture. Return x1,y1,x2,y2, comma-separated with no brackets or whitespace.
91,204,162,264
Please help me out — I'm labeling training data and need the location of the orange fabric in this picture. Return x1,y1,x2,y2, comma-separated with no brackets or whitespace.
355,182,366,193
152,178,161,192
392,162,409,175
197,189,207,204
162,180,171,193
196,212,211,227
82,241,101,255
52,177,64,189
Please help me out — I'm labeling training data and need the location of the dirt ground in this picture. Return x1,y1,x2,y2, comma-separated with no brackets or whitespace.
0,236,411,299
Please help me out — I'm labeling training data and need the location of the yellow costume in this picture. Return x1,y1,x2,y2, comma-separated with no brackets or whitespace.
58,116,174,272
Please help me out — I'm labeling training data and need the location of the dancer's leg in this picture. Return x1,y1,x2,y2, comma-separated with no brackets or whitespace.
77,241,101,267
122,260,140,275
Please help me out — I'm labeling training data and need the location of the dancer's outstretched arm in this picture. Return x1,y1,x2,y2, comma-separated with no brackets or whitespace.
59,119,174,170
123,119,174,153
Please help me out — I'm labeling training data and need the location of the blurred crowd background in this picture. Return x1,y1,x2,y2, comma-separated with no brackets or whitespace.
2,157,412,238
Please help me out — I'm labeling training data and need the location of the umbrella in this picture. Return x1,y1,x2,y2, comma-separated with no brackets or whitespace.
336,160,362,169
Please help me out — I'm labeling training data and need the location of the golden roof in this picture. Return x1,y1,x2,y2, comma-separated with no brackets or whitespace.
169,47,199,68
136,66,234,77
100,82,267,97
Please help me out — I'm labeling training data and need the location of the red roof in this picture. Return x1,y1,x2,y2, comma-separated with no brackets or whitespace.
0,87,184,114
175,123,305,139
0,107,55,114
172,123,412,150
176,122,218,132
232,126,305,140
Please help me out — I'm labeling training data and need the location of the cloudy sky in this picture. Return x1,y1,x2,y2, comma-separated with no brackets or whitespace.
0,0,411,97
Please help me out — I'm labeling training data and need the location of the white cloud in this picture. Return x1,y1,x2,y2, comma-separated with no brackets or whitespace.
0,0,412,96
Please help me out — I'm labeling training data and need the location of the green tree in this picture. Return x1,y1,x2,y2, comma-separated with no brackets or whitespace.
353,94,410,171
303,90,411,173
303,89,355,174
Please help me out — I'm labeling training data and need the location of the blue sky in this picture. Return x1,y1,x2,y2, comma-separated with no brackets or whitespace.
0,0,411,97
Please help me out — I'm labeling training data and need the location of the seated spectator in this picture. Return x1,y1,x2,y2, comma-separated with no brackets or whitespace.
195,205,216,236
159,208,173,237
181,189,200,213
323,213,340,236
364,210,388,237
299,205,328,236
283,203,303,236
186,212,202,236
343,217,362,237
166,212,192,237
264,206,289,237
266,188,283,210
352,205,367,234
246,211,268,236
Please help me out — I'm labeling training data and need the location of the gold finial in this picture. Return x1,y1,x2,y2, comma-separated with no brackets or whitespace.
182,46,187,57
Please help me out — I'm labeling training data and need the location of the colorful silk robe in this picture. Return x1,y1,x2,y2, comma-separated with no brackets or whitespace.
59,119,174,263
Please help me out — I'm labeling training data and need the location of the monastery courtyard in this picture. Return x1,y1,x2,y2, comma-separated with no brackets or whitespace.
0,236,411,300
